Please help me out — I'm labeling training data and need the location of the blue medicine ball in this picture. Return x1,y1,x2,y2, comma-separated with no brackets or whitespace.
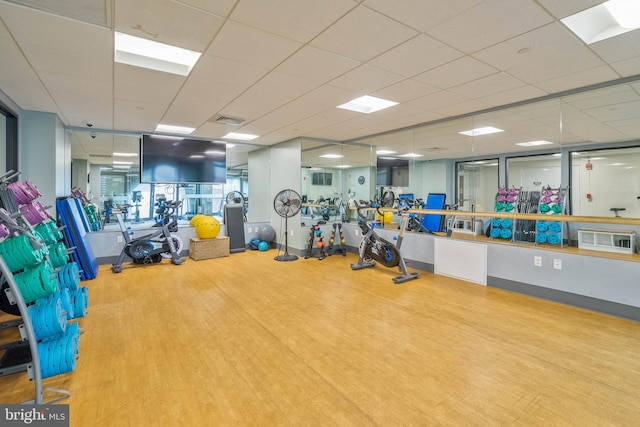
258,241,269,251
249,237,261,250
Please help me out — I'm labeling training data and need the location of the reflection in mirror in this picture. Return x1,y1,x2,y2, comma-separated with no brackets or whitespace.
570,147,640,218
301,139,373,223
69,130,260,229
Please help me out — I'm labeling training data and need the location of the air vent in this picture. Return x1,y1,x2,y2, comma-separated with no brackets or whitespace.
5,0,111,27
210,114,246,126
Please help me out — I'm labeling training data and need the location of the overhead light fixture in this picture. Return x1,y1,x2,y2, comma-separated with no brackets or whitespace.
335,164,352,168
590,157,607,160
223,132,259,141
155,124,195,134
319,154,343,159
225,143,236,148
376,150,397,155
190,155,205,159
515,140,554,147
115,32,201,76
337,95,398,114
398,153,423,158
610,162,627,166
561,0,640,44
487,163,499,166
113,161,132,165
459,126,504,136
205,150,225,156
470,161,488,165
113,152,138,157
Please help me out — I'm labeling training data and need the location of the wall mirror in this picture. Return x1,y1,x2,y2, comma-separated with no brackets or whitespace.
69,130,262,229
300,138,373,223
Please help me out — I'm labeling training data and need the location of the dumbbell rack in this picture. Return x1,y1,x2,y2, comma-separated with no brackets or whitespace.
490,187,521,242
0,174,81,404
534,186,569,248
0,255,55,404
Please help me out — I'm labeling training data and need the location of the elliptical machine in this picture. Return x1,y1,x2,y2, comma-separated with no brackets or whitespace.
111,200,185,273
350,201,419,284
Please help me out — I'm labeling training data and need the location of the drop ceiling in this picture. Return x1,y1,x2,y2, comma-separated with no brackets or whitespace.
1,0,640,168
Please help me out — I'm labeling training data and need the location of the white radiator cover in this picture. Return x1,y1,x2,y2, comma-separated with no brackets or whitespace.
434,238,487,285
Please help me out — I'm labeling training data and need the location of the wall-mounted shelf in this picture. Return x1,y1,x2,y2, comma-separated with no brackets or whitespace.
578,228,636,254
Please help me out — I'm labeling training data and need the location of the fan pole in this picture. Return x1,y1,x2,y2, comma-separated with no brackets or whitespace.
274,216,298,261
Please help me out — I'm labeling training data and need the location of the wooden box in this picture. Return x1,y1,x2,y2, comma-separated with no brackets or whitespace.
189,236,230,260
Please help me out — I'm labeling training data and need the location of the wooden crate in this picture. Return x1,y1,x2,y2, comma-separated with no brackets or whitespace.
189,236,230,260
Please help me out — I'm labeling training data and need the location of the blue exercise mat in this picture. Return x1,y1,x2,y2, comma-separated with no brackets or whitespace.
421,193,446,232
56,197,98,280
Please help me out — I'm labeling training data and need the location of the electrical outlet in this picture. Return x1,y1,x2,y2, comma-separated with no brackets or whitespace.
553,259,562,270
290,230,294,236
247,227,252,233
117,235,123,243
534,256,542,267
354,229,360,236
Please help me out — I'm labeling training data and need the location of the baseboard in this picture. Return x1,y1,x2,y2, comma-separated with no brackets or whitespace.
489,276,640,322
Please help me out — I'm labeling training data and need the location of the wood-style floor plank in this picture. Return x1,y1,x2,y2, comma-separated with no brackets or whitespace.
1,250,639,426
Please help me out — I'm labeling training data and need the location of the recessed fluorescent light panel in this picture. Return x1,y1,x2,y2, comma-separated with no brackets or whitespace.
113,161,133,165
515,140,554,147
223,132,259,141
115,32,201,76
562,0,640,44
112,152,138,157
319,154,343,159
376,150,397,155
337,95,398,114
155,124,195,134
398,153,423,158
335,164,352,168
459,126,504,136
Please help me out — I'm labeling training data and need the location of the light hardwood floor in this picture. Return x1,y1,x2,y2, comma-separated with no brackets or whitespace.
1,251,640,426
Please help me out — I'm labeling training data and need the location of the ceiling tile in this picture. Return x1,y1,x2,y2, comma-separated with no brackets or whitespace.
535,0,605,19
480,85,548,107
364,0,482,32
190,54,268,90
403,90,471,112
413,56,498,89
222,71,320,120
473,23,606,84
114,64,185,105
114,98,166,131
311,5,418,62
449,72,527,99
535,66,620,94
20,43,112,83
590,29,640,64
426,0,554,54
371,79,440,103
610,56,640,77
275,46,360,84
1,1,112,59
115,0,224,52
206,20,302,69
328,64,405,95
172,0,236,17
368,34,464,77
231,0,357,43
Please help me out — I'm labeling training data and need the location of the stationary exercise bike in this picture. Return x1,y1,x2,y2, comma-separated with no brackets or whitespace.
111,200,185,273
350,202,419,284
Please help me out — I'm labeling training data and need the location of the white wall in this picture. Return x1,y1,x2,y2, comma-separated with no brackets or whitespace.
19,110,69,214
248,147,271,222
268,139,303,252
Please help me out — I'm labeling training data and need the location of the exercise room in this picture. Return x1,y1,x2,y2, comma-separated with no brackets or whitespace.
1,1,640,426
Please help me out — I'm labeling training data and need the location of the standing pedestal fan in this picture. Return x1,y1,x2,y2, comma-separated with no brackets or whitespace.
273,189,302,262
